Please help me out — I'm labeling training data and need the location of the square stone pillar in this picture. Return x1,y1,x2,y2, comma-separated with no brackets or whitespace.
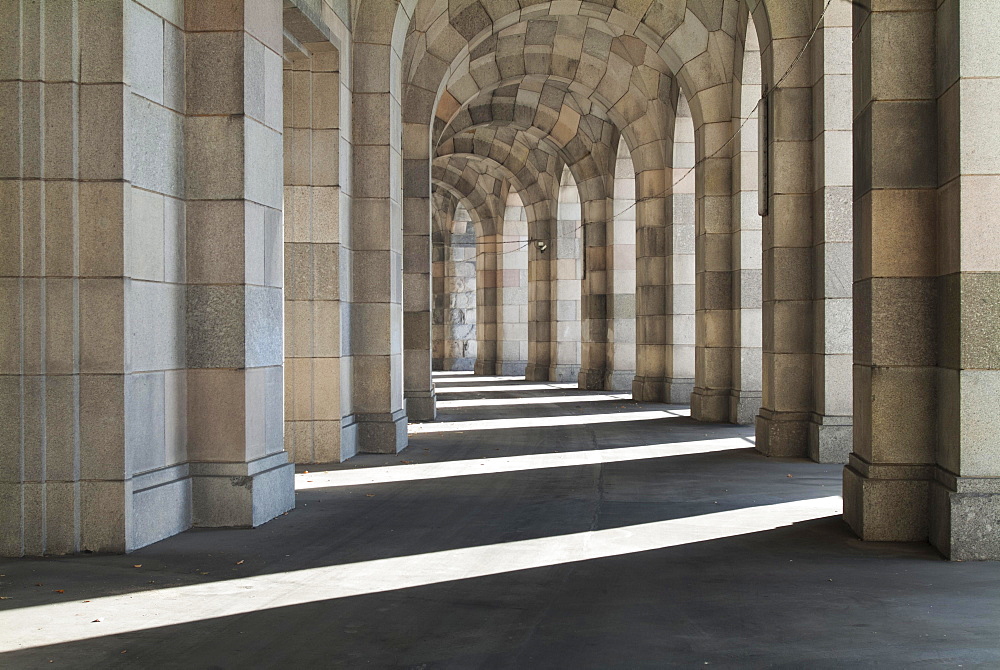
666,103,698,407
633,168,671,402
845,3,938,543
525,205,555,382
608,151,637,393
402,122,436,420
475,233,501,375
498,203,528,376
549,173,583,383
578,198,611,390
283,28,356,462
691,120,736,422
184,0,293,527
349,39,407,453
927,0,1000,560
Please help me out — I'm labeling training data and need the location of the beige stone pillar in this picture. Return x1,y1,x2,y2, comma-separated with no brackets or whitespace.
754,17,816,454
498,196,529,375
184,0,293,527
668,99,697,405
549,169,583,383
845,2,939,544
348,6,407,453
578,194,611,391
402,122,436,420
729,20,762,423
475,231,501,376
442,216,478,371
691,118,735,421
633,165,671,403
526,201,556,382
930,0,1000,559
283,25,355,463
848,0,1000,560
806,2,853,462
609,145,637,392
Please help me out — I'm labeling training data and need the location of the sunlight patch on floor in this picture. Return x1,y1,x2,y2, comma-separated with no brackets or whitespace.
433,375,526,383
435,393,631,409
434,383,578,394
0,497,843,652
295,438,749,489
407,409,689,435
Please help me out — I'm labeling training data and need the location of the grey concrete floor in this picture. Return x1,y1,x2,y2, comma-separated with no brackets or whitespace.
1,374,999,669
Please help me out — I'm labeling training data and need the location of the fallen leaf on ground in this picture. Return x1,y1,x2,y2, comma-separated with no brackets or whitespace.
0,597,10,600
366,494,375,497
786,474,793,478
53,590,65,594
92,619,101,623
235,560,244,565
133,564,142,568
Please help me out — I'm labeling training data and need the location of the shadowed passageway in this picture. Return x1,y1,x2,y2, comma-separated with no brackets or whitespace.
1,375,999,667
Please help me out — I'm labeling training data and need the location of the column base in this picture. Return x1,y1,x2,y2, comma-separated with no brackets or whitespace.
808,414,852,464
354,408,408,454
444,357,475,372
930,470,1000,560
605,369,634,392
843,455,931,542
690,387,729,422
728,391,761,425
755,409,810,457
548,364,580,384
632,375,668,402
405,389,437,422
667,378,695,405
524,363,549,382
191,452,295,529
500,360,527,376
474,359,499,376
578,367,606,390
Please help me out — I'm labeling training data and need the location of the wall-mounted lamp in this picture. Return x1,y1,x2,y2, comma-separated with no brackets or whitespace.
536,240,548,253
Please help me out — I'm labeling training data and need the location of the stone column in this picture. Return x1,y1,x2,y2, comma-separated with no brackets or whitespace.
349,9,407,453
691,112,736,421
633,162,670,403
668,98,697,405
930,0,1000,560
844,2,938,544
283,32,355,462
578,193,611,390
549,169,583,383
499,196,529,376
475,230,501,376
184,0,293,527
443,220,478,371
402,120,435,420
754,16,816,455
609,144,637,392
525,200,555,382
729,21,762,423
808,0,853,463
848,0,1000,560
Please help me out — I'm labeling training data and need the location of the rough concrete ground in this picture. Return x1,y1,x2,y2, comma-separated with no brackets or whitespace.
1,374,999,668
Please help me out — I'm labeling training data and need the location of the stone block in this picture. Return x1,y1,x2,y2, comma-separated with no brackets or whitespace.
126,1,164,104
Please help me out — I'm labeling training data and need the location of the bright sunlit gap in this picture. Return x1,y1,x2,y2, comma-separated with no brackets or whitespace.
0,497,843,652
408,409,690,435
436,393,631,409
432,370,474,376
435,383,579,394
433,375,526,383
295,438,750,489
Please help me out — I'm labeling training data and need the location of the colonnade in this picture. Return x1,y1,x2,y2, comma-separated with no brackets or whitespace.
1,0,998,560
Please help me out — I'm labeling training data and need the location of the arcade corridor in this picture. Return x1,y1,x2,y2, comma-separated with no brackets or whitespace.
1,374,998,667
